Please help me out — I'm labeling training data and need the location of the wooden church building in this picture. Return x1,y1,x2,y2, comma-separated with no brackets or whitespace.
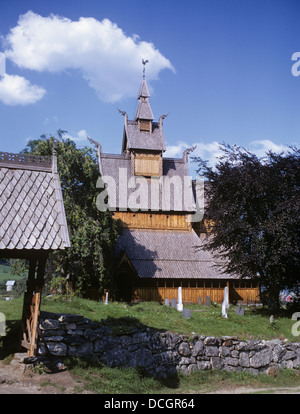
95,67,260,305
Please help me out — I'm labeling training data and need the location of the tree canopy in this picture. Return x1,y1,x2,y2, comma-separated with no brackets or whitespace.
194,144,300,312
22,130,120,297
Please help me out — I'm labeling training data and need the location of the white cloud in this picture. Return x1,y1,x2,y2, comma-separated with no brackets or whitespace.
165,141,189,158
0,74,46,105
166,139,293,175
65,129,89,143
165,140,222,168
4,11,174,103
249,139,290,157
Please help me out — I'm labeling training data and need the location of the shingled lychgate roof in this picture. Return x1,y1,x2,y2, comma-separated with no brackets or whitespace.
116,229,238,280
0,151,70,254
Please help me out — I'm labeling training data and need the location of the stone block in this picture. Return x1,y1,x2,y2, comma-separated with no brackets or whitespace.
211,357,224,370
204,336,217,346
57,313,84,323
178,342,191,357
239,352,250,367
205,346,219,357
250,348,272,368
197,360,211,370
68,342,93,356
47,342,67,356
191,340,204,357
224,357,239,367
182,308,191,319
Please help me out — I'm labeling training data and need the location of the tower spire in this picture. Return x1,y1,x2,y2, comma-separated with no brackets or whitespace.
135,59,153,122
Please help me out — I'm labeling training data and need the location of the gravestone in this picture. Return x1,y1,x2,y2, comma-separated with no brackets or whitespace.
205,296,211,307
177,287,183,312
171,299,177,308
0,312,5,337
182,308,191,319
104,292,109,305
221,286,229,319
165,298,170,307
236,305,244,316
198,296,202,305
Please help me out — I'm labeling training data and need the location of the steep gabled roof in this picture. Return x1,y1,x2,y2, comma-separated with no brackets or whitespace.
135,78,154,121
115,229,238,280
119,76,166,153
125,120,166,152
0,151,70,254
100,153,195,212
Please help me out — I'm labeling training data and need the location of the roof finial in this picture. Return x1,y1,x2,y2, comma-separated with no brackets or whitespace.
142,59,149,78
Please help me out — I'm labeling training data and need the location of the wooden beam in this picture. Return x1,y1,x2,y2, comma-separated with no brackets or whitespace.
21,255,48,356
29,289,41,357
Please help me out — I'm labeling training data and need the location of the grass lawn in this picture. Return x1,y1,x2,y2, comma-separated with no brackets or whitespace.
0,296,299,394
39,296,297,341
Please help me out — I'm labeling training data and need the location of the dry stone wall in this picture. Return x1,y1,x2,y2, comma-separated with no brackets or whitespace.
35,311,300,378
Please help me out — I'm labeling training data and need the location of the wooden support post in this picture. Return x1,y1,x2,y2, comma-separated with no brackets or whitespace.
21,258,37,351
21,255,47,356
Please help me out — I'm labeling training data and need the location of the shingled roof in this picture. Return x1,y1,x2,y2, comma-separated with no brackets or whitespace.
0,151,70,255
100,153,195,212
124,120,166,151
116,229,238,280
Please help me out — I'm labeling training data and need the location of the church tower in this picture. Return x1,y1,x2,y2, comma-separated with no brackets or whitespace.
92,61,259,304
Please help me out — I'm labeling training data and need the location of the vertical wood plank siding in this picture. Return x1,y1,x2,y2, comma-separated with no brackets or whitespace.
113,211,190,230
134,287,260,304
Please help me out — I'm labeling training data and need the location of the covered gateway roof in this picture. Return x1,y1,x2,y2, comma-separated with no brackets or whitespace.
0,151,70,254
116,229,238,280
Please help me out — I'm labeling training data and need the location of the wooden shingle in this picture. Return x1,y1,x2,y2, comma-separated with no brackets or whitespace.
0,151,70,255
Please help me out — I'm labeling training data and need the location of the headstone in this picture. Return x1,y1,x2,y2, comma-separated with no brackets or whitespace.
171,298,177,308
221,286,229,318
0,312,6,337
198,296,202,305
177,287,183,312
104,292,109,305
236,305,244,316
165,298,170,307
182,308,191,319
205,295,211,307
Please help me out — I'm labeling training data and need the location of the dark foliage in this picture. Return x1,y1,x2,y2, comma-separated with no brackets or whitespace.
193,144,300,312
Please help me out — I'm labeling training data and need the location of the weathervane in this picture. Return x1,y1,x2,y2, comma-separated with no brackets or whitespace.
142,59,149,78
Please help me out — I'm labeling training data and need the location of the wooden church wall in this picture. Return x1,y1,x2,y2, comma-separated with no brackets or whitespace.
133,279,260,305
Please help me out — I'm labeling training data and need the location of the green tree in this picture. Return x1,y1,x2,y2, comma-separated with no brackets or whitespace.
22,130,121,297
194,144,300,313
9,259,27,277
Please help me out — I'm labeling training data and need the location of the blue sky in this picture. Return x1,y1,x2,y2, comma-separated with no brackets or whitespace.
0,0,299,176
